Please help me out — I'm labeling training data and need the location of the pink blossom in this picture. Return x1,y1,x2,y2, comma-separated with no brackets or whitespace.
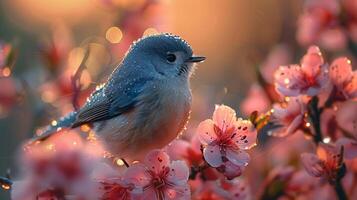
274,46,329,96
335,101,357,159
301,143,343,182
336,100,357,136
124,150,190,200
260,44,292,84
197,105,257,178
270,97,306,137
241,84,271,116
192,179,250,200
329,57,357,100
12,132,103,200
296,0,347,50
166,137,220,181
320,108,343,141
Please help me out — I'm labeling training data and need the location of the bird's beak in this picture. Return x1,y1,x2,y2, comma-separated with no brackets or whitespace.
186,56,206,63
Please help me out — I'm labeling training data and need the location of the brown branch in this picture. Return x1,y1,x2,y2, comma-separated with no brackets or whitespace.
70,47,90,111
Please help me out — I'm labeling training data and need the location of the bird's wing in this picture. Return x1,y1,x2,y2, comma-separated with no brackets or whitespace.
72,76,152,127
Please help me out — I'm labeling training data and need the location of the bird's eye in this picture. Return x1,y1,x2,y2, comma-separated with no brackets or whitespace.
166,53,176,63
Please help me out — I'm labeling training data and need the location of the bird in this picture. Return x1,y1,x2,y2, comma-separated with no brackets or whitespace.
33,33,205,160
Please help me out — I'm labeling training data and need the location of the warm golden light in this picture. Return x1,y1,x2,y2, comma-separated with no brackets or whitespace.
116,158,125,166
106,27,123,44
1,184,10,190
2,67,11,77
143,27,158,36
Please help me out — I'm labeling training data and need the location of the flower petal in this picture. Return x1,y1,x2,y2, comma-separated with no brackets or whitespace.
197,119,217,145
336,138,357,159
301,45,324,78
212,105,237,130
203,145,223,167
225,149,250,166
124,164,151,188
233,119,257,150
329,57,353,88
164,184,190,200
336,100,357,135
300,153,324,177
144,150,170,174
167,160,189,183
217,161,244,180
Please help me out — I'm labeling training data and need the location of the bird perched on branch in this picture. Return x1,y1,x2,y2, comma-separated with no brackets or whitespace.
34,33,205,160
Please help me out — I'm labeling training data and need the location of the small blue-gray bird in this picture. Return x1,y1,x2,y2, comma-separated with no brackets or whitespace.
34,33,205,160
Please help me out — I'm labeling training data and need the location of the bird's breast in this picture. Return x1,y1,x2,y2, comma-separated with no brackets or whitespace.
96,80,192,160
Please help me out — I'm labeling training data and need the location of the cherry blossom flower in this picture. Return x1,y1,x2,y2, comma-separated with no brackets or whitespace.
241,84,271,116
296,0,347,51
12,132,103,200
270,97,306,137
197,105,257,179
192,179,250,200
274,46,329,97
329,57,357,100
124,150,190,200
335,100,357,159
166,137,220,181
301,143,344,183
260,44,292,84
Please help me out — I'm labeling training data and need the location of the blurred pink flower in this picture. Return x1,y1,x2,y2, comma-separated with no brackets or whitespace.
274,46,329,97
296,0,348,51
241,84,271,116
329,57,357,100
301,143,343,182
335,100,357,136
270,97,306,137
12,131,103,200
124,150,190,200
197,105,257,169
260,44,292,84
99,179,134,200
192,179,251,200
320,108,342,141
335,100,357,159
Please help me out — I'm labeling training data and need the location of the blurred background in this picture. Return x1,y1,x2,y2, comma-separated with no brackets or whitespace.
0,0,304,199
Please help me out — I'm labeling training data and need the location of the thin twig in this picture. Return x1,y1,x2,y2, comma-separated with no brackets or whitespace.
70,47,90,111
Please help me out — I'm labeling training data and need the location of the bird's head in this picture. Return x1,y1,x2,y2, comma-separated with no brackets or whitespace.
124,33,205,79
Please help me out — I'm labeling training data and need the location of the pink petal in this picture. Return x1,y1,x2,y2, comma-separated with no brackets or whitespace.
164,185,190,200
212,105,237,130
336,100,357,136
233,119,257,149
285,115,303,135
225,149,250,167
124,164,151,188
274,65,305,96
345,72,357,98
203,145,223,167
167,161,189,183
319,29,347,51
301,46,324,78
329,57,353,87
142,187,159,200
166,140,190,161
197,119,217,145
217,161,244,180
300,153,324,177
240,84,270,116
336,138,357,159
144,150,170,174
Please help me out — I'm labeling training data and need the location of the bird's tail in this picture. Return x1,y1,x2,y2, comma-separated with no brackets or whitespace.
32,111,78,142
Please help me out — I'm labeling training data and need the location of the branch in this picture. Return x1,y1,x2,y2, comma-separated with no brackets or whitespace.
70,47,90,111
